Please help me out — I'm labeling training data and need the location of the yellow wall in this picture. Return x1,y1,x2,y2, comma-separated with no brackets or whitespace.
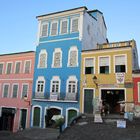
80,47,133,113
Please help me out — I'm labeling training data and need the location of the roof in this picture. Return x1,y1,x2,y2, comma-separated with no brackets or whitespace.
36,6,87,18
0,51,35,57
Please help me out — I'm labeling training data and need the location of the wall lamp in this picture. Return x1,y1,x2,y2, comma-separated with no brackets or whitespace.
92,75,98,88
24,95,31,106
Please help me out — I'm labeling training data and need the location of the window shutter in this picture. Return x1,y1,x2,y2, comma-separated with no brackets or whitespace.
41,24,48,37
51,22,57,35
54,52,61,67
61,20,67,34
115,56,125,65
100,57,109,66
72,19,78,32
70,51,77,66
85,58,94,67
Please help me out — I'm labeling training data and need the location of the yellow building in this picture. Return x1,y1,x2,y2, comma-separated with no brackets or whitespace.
80,40,139,115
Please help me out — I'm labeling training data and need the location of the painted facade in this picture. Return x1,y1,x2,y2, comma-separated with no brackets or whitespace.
0,51,35,132
80,40,139,115
31,6,107,128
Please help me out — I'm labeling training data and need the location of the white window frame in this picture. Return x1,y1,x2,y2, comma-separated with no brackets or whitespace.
40,22,49,37
98,56,110,74
138,82,140,102
50,76,61,93
0,62,4,74
11,83,19,98
14,61,21,74
21,83,29,99
67,46,78,67
60,19,68,35
114,54,127,73
2,83,10,98
50,20,58,36
66,76,78,93
83,57,95,75
24,60,31,74
36,76,45,93
70,17,79,33
6,62,13,74
52,48,62,68
38,49,47,68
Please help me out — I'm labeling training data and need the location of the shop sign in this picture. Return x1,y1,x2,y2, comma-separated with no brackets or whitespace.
116,73,125,84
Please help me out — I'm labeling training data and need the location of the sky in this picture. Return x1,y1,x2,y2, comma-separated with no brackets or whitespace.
0,0,140,61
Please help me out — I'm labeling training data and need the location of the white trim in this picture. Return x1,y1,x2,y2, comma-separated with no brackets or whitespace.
49,106,63,115
31,105,42,127
43,106,49,128
65,107,79,127
82,88,95,114
114,54,127,73
52,48,62,68
0,62,4,74
60,19,68,35
35,76,45,93
5,62,13,74
37,20,41,45
79,12,84,40
67,46,78,67
38,49,47,68
40,22,49,37
138,82,140,102
50,20,58,36
70,17,79,33
39,37,79,44
2,83,10,98
11,83,19,98
14,61,22,74
23,60,32,74
83,57,95,75
21,83,29,99
98,55,110,74
33,99,78,103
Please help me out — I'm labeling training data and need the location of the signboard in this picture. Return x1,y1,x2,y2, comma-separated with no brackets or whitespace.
117,120,126,128
50,94,58,101
116,73,125,84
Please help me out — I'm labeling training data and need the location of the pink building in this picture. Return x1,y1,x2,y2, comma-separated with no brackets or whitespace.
0,51,35,132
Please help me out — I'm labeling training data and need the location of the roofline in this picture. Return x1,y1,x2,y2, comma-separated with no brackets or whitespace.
0,51,35,56
82,46,132,53
36,6,87,18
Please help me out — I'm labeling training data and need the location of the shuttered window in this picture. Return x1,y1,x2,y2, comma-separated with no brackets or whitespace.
3,84,9,98
71,18,79,32
99,57,109,74
41,23,48,37
15,62,21,74
0,63,3,74
60,20,68,34
85,58,94,74
50,22,58,36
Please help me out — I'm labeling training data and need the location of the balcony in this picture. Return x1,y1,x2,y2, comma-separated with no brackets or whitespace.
34,92,78,102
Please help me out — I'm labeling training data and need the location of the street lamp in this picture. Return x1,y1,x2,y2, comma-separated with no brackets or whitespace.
92,75,98,88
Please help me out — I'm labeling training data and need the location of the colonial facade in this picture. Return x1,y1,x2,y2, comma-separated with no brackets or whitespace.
31,6,107,128
0,51,35,132
80,40,139,115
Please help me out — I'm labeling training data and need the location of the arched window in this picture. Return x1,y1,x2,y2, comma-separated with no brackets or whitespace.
67,46,78,67
52,48,62,68
38,49,47,68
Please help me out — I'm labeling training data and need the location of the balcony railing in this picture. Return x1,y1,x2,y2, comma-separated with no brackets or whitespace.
33,92,78,101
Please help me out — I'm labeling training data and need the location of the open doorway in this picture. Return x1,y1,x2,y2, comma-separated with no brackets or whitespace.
101,89,125,114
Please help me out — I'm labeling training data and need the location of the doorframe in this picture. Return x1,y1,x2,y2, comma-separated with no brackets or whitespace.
82,88,95,114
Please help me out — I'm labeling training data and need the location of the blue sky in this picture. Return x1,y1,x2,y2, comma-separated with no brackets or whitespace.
0,0,140,60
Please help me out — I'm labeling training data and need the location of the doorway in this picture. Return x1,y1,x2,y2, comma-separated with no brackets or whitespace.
84,89,94,114
20,109,27,129
101,89,125,114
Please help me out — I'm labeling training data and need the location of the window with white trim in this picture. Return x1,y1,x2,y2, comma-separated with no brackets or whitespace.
52,48,62,68
99,57,109,74
6,62,12,74
3,84,9,98
12,84,18,98
15,62,21,74
0,63,3,74
40,22,48,37
71,18,79,33
68,47,78,67
36,77,45,93
60,19,68,34
21,84,28,99
24,60,31,74
38,50,47,68
85,58,94,74
66,76,77,100
50,21,58,36
115,55,126,73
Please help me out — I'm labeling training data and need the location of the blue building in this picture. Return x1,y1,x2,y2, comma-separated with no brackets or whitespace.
31,7,107,128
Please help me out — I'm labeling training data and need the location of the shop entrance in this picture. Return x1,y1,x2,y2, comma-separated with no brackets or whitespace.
101,89,125,114
45,108,61,127
0,108,16,131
